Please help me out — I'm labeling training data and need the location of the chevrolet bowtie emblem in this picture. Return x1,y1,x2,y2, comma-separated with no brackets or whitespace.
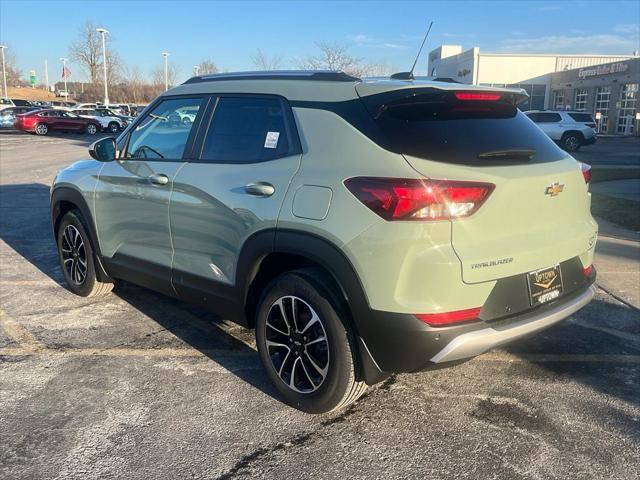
545,182,564,197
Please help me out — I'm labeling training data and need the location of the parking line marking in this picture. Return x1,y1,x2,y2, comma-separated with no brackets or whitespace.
0,346,255,358
0,310,45,352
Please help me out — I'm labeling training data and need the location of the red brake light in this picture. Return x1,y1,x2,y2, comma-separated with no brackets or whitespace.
580,163,591,184
344,177,494,221
455,92,501,101
583,265,593,277
416,307,482,326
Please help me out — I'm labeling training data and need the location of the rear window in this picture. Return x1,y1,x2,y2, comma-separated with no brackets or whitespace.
360,88,566,164
568,113,595,123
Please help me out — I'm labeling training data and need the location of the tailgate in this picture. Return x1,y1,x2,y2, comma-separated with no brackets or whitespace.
403,155,596,283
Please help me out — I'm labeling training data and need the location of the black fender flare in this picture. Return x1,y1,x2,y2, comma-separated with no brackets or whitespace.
236,229,388,384
50,186,111,281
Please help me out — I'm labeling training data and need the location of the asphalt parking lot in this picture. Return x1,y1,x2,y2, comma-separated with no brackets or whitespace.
1,131,639,479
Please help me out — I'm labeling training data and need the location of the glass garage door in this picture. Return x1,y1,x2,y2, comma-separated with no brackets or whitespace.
617,83,638,135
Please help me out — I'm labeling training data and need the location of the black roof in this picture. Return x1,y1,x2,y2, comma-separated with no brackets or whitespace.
182,70,360,85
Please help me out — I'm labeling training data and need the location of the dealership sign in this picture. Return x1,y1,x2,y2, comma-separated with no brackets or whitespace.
578,62,629,79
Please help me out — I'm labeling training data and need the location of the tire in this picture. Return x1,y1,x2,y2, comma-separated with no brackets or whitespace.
562,133,582,152
35,123,48,135
108,122,120,133
56,210,113,297
86,123,98,135
255,268,367,413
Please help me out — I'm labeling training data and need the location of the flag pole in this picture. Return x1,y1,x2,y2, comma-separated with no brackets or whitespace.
60,58,68,99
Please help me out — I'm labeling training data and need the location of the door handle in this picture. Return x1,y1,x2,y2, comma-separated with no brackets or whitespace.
245,182,275,197
148,173,169,186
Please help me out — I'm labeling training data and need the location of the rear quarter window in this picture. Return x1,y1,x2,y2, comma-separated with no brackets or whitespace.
568,113,595,123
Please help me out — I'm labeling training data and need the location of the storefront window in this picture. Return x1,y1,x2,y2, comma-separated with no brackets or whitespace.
574,89,588,111
616,83,638,135
594,86,611,133
552,90,565,109
506,83,546,111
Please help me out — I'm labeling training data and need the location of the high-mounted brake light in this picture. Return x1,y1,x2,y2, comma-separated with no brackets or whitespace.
344,177,494,221
455,92,502,101
416,307,482,326
580,163,591,184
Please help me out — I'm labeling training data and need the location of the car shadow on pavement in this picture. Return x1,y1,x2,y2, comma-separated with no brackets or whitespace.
0,182,279,402
1,182,638,409
504,297,640,410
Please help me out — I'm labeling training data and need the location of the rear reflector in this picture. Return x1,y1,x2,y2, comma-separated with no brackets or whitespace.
580,163,591,184
455,92,502,101
416,307,482,326
344,177,494,221
583,265,593,277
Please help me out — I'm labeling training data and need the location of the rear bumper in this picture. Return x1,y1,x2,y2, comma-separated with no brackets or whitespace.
356,265,596,377
430,285,595,363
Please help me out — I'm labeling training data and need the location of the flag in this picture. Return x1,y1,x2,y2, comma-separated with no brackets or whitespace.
62,66,71,79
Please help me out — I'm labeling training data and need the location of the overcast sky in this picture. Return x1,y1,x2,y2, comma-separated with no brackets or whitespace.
1,0,639,83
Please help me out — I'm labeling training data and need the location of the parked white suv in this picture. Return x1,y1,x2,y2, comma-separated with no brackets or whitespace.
525,110,597,152
74,108,126,133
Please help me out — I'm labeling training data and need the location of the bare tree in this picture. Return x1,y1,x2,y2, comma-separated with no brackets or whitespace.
69,21,106,83
152,64,179,89
251,49,283,70
1,45,24,87
297,43,362,76
197,59,219,75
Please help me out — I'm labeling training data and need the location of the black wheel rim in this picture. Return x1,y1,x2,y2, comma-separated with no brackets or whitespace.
265,296,330,394
60,225,87,285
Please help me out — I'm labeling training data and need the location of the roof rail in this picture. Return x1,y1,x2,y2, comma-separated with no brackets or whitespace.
182,70,361,85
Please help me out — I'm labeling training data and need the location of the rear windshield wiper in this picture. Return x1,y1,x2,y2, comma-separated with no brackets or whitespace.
477,149,536,160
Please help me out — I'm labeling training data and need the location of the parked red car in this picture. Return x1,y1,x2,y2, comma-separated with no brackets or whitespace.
14,109,100,136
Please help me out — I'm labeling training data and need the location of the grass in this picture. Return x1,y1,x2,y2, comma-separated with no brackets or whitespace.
591,194,640,232
588,167,640,231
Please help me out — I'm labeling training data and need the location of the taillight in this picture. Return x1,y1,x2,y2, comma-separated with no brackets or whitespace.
416,307,482,326
455,92,501,101
580,163,591,184
344,177,494,221
583,265,593,277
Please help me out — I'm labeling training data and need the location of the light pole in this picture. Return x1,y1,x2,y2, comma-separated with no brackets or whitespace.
161,52,170,91
97,28,109,105
0,45,7,99
193,65,200,76
60,57,68,99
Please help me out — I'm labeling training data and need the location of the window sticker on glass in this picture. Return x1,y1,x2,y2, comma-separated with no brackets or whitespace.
264,131,280,149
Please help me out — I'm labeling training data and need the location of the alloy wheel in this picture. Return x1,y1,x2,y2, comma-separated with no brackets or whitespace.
265,296,330,394
109,123,119,133
36,124,48,135
565,136,579,150
60,225,88,285
87,124,97,135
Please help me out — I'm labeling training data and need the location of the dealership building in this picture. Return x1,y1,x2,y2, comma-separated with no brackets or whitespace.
428,45,639,134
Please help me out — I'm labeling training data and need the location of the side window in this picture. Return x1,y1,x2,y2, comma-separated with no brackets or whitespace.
125,97,204,160
200,96,298,163
525,113,538,122
537,113,561,123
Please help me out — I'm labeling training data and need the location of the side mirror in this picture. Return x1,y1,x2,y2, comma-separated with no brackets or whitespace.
89,137,117,162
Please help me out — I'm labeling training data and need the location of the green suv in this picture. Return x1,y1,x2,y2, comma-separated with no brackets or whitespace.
50,71,597,413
